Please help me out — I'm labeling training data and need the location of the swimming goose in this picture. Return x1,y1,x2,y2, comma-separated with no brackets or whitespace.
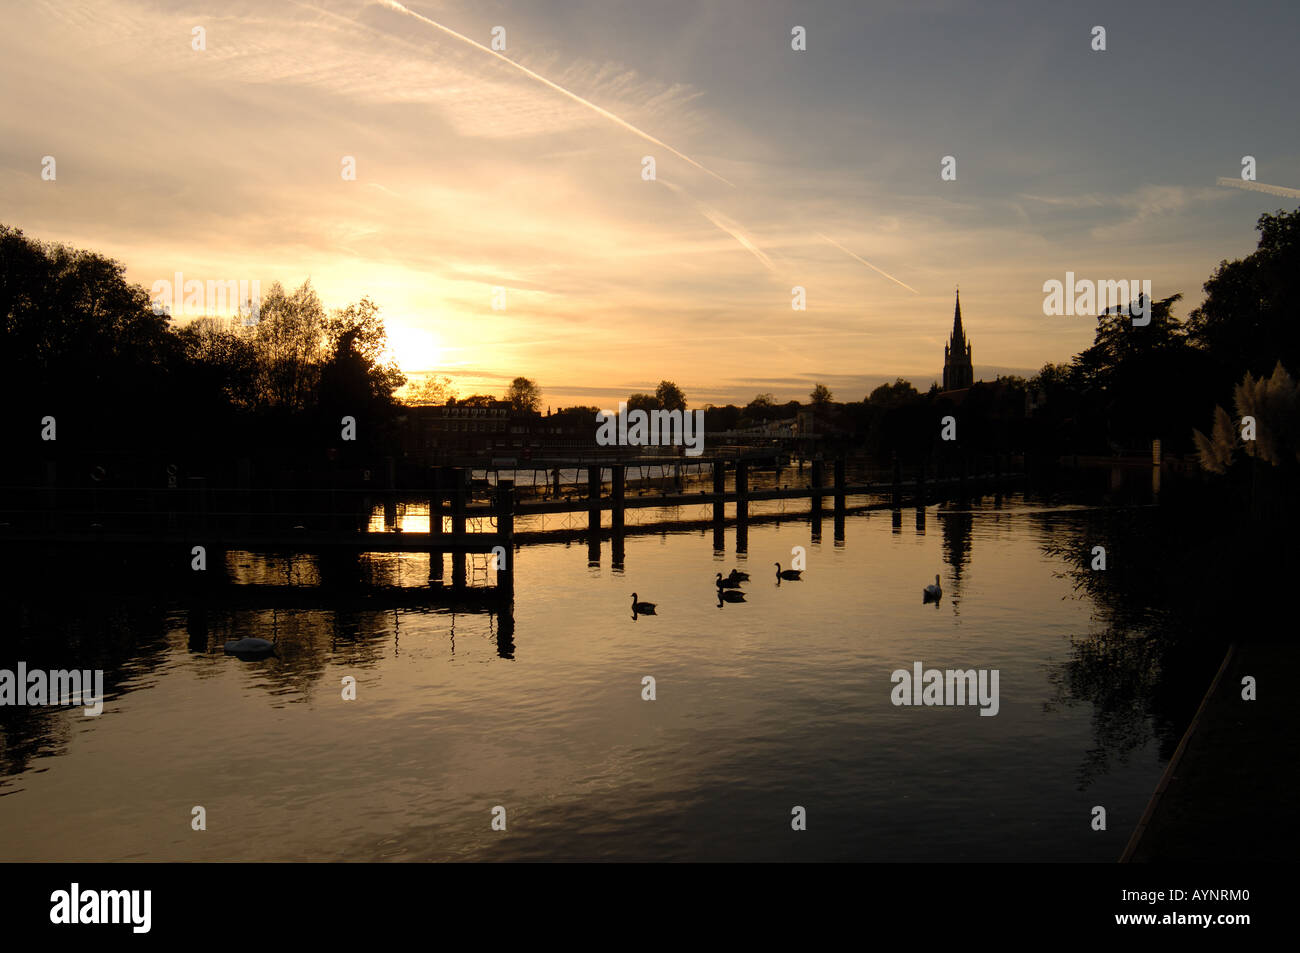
716,572,743,590
631,593,657,614
774,562,803,580
923,574,943,601
727,568,750,583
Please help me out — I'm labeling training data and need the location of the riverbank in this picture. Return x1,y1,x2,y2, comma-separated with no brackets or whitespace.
1122,638,1299,862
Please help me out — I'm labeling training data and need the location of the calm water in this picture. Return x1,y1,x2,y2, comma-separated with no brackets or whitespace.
0,493,1191,861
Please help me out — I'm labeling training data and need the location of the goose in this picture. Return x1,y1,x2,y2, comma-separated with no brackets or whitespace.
774,562,803,580
223,636,277,660
923,574,943,601
716,572,743,590
631,593,657,614
716,589,747,604
727,568,750,583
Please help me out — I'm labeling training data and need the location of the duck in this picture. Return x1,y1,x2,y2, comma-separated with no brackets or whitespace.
716,572,743,590
716,589,747,604
223,636,277,660
774,562,803,580
631,593,657,614
923,574,943,601
726,568,750,583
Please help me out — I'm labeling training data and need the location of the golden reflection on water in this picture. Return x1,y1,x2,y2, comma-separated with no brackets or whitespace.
0,495,1176,861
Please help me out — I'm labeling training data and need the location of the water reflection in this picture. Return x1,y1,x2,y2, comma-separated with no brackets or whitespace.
0,487,1232,859
1036,504,1227,787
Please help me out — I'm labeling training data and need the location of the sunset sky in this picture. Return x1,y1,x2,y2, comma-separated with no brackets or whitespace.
3,0,1298,407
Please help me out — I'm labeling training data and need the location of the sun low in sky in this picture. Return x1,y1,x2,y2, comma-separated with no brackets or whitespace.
4,0,1297,406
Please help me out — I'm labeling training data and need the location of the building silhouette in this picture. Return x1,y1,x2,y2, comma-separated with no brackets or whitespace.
942,289,974,391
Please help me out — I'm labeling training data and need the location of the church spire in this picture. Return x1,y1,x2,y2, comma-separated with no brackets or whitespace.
942,287,974,391
952,288,964,346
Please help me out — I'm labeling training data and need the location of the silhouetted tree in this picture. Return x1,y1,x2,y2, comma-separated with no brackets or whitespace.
408,374,457,405
505,376,542,413
627,392,658,413
1188,207,1300,398
655,380,687,411
252,280,324,412
868,378,919,408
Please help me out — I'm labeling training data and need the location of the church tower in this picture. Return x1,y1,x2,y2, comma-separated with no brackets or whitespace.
942,289,973,391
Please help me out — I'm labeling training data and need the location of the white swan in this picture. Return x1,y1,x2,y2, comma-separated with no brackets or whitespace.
923,574,943,601
224,636,276,659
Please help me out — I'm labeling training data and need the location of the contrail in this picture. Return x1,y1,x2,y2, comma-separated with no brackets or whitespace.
375,0,734,187
1216,177,1300,199
817,233,918,294
659,180,774,272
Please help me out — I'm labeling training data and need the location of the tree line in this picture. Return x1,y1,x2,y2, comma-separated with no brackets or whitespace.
3,206,1297,483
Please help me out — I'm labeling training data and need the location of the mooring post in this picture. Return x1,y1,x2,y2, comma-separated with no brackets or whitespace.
611,464,625,536
494,478,514,588
587,463,602,536
429,469,443,538
712,460,726,525
810,457,823,515
451,467,467,587
916,460,927,508
833,457,846,519
383,455,397,530
735,458,749,526
891,453,902,508
429,467,443,581
451,468,467,536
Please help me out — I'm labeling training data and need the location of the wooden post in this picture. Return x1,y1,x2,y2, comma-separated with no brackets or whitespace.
494,479,514,589
833,457,846,519
735,459,748,526
810,458,823,515
712,460,726,525
430,481,443,539
587,464,601,536
611,464,625,536
429,468,443,581
384,455,397,529
451,467,466,587
891,453,902,508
